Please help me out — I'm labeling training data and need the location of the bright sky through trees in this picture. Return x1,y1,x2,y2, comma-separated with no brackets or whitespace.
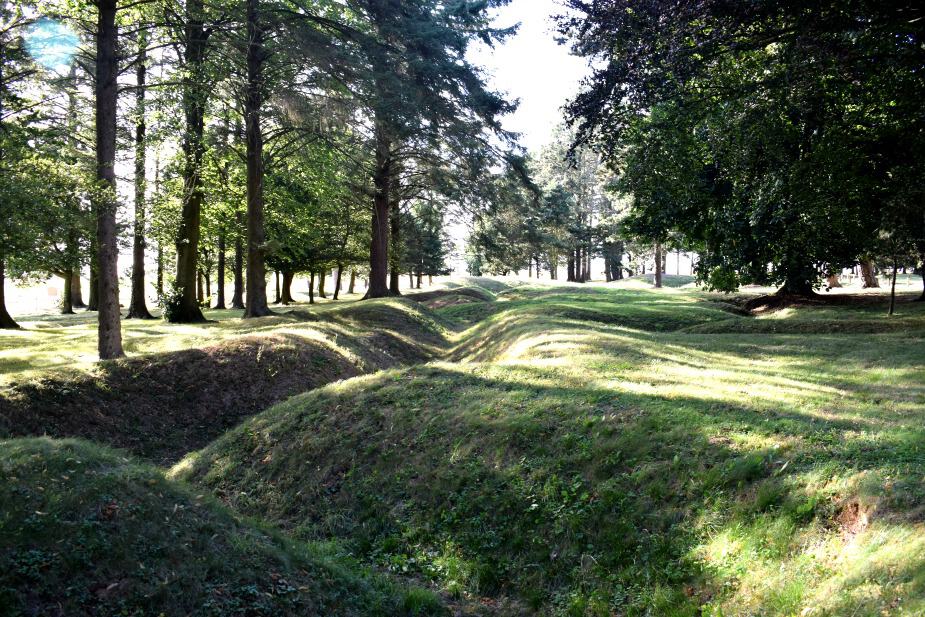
469,0,588,153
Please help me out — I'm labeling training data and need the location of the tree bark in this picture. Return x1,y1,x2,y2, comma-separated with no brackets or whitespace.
71,270,85,308
156,243,164,299
281,270,295,304
388,186,401,295
654,243,663,288
88,257,99,311
318,270,327,298
860,260,880,289
231,211,245,309
243,0,272,318
826,273,842,289
348,269,356,294
214,232,226,309
365,113,391,299
0,259,19,329
308,270,315,304
273,270,280,304
171,0,209,323
333,264,343,300
889,254,899,316
61,270,74,314
197,270,204,305
127,32,153,320
95,0,124,359
918,251,925,302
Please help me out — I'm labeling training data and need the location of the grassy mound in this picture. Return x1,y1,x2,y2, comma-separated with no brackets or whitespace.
0,438,444,617
176,286,925,615
0,300,448,464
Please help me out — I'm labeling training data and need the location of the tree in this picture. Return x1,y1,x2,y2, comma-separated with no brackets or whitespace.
560,0,925,295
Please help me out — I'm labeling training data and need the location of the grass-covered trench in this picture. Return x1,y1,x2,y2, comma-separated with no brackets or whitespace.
4,280,925,615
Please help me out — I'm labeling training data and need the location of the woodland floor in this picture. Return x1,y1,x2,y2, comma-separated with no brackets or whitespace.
2,277,925,616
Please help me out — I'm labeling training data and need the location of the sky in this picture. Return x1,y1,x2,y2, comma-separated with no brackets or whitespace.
469,0,590,154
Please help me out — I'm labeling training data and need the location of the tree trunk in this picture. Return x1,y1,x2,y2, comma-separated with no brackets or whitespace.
308,270,315,304
918,251,925,302
567,254,575,282
71,270,85,308
408,271,413,288
654,243,663,288
318,270,327,298
61,270,74,314
348,269,356,294
156,243,164,299
197,270,204,305
281,270,294,304
94,0,124,359
0,259,19,329
889,254,899,316
416,269,422,289
243,0,272,319
231,211,245,309
205,269,211,299
88,257,99,311
366,113,391,299
171,0,209,323
127,33,153,320
273,270,280,304
214,232,226,309
389,188,401,295
860,260,880,289
826,273,842,289
333,264,343,300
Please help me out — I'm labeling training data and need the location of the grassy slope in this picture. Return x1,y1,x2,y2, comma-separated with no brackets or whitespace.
0,438,444,617
174,284,925,615
0,299,448,463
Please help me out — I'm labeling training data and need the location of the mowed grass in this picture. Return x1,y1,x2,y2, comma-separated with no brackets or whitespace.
0,293,449,387
0,438,445,616
172,283,925,615
3,280,925,615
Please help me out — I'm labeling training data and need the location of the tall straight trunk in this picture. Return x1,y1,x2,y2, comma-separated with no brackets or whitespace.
889,254,899,316
366,113,391,299
243,0,272,318
859,260,880,289
408,271,413,288
205,269,211,298
388,185,401,295
171,0,209,323
88,257,99,310
128,32,153,320
273,271,280,303
333,264,343,300
61,269,74,314
654,243,663,288
94,0,124,359
348,269,356,294
70,270,85,308
231,211,245,309
281,270,294,304
416,269,422,289
318,270,326,298
197,270,204,304
156,243,164,299
214,232,226,308
308,270,315,304
584,249,591,282
567,254,575,282
0,259,19,329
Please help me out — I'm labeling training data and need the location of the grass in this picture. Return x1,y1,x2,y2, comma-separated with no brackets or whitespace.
3,279,925,615
0,438,445,616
